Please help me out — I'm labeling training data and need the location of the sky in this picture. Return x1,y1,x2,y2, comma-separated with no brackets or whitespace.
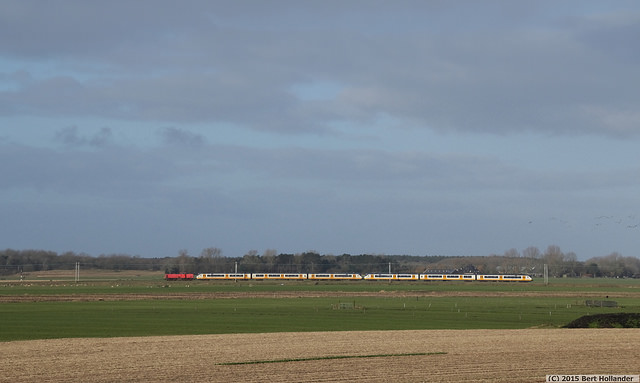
1,1,639,260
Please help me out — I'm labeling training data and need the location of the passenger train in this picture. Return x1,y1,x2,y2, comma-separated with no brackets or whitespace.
178,273,532,282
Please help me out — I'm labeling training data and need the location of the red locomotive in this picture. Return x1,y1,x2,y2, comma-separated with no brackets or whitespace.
164,273,194,281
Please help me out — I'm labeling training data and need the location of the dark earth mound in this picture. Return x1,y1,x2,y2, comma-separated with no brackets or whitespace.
564,313,640,328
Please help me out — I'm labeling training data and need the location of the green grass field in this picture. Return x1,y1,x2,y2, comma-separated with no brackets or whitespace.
1,277,639,341
2,275,639,295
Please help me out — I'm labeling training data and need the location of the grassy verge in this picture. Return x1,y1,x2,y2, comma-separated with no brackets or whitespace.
1,277,639,295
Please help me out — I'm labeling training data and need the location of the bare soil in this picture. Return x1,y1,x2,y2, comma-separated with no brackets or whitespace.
2,329,639,382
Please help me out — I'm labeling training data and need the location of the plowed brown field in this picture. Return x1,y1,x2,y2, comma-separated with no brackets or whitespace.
2,329,639,382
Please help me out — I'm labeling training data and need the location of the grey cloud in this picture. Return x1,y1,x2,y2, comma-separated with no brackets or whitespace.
54,127,113,147
209,144,640,195
3,137,638,257
4,138,621,200
0,76,103,117
160,127,206,146
574,11,640,64
0,1,211,59
4,1,640,259
55,126,85,145
1,1,639,138
1,142,174,197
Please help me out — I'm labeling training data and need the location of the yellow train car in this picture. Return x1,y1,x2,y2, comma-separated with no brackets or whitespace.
444,274,475,281
476,274,532,282
421,274,444,281
196,273,251,280
363,273,419,281
251,273,307,280
308,273,362,280
420,274,475,281
193,272,532,282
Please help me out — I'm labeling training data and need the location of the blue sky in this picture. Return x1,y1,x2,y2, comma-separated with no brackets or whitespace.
1,1,639,260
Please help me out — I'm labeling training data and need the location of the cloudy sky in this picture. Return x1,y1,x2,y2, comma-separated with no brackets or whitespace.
1,1,639,260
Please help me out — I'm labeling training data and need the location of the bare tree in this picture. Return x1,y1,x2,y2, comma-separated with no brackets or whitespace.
543,245,564,277
176,249,193,273
623,256,640,276
598,252,625,277
563,252,578,276
199,247,223,272
522,246,540,259
242,250,261,272
504,248,520,258
200,247,221,258
262,249,277,272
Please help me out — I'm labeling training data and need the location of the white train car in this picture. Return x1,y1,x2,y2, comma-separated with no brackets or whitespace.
476,274,532,282
308,273,363,280
420,274,476,281
196,273,251,280
251,273,307,280
194,272,532,282
363,273,419,281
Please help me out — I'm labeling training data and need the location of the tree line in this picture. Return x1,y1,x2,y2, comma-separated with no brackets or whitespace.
1,246,639,278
